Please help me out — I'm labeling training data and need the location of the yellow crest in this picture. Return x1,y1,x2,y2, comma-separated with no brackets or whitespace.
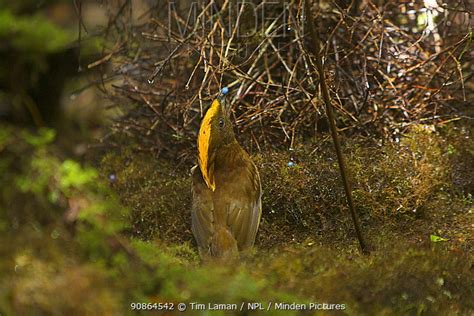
197,99,221,191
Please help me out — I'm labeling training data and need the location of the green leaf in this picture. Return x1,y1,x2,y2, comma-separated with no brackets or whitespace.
430,235,449,243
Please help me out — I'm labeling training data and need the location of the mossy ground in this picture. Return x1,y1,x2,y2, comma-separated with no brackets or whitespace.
101,121,473,253
1,119,473,315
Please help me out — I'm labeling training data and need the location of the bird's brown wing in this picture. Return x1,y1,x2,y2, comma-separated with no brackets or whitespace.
192,160,262,255
226,161,262,250
191,165,214,256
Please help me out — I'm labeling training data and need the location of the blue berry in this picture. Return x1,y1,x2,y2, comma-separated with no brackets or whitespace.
221,86,229,95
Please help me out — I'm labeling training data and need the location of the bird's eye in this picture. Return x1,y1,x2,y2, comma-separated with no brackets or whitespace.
218,118,224,128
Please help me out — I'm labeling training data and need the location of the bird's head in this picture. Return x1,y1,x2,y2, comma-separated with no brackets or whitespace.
197,88,235,191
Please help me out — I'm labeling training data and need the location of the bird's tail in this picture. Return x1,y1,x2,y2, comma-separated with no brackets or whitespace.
210,226,239,259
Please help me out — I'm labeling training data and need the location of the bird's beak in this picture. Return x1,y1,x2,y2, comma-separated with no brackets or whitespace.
217,93,230,118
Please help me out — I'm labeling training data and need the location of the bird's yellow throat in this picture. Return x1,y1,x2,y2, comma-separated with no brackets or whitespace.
197,99,221,191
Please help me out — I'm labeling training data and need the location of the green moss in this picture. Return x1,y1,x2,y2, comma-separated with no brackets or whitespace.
10,257,121,315
97,119,473,252
100,150,192,243
59,160,98,193
21,128,56,147
0,9,73,54
252,243,473,315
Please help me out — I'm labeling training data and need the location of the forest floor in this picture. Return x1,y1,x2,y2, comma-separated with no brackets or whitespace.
0,115,473,315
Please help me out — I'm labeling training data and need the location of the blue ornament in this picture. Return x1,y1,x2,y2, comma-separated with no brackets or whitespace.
221,86,229,95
